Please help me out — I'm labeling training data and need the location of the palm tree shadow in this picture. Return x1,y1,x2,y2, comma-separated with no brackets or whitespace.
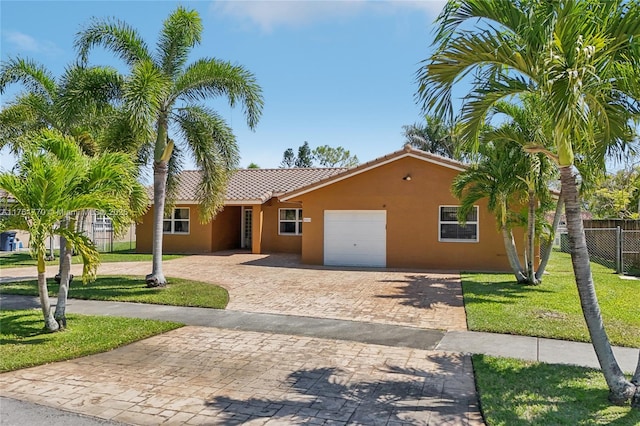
461,276,553,307
473,354,640,425
375,274,465,310
205,354,478,425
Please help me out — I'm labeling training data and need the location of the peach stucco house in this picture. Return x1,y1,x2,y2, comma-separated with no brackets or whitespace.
136,145,526,271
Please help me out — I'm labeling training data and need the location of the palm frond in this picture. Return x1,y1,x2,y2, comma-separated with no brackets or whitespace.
174,105,239,221
75,17,152,66
174,58,263,130
0,57,57,98
157,6,202,78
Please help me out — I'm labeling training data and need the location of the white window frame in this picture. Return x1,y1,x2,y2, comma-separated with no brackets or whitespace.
93,212,113,231
163,207,190,235
278,208,303,236
438,205,479,243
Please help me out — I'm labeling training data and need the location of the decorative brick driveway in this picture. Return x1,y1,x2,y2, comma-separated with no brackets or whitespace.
0,327,481,425
1,252,480,425
51,252,467,331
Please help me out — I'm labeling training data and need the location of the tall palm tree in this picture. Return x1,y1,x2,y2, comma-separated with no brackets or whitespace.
76,6,264,287
0,130,145,330
418,0,640,406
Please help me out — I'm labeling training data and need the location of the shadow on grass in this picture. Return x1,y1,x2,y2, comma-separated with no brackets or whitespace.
376,274,464,310
0,311,50,344
205,354,477,424
473,354,640,425
462,276,553,306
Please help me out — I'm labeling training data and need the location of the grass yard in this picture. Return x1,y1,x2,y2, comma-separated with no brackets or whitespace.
0,309,182,372
462,251,640,348
0,275,229,308
0,249,185,268
473,355,640,425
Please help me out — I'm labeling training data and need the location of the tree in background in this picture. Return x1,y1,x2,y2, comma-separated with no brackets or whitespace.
295,141,313,168
312,145,359,167
281,142,358,168
76,6,263,287
247,163,260,169
584,168,640,219
280,148,296,168
402,114,460,160
0,130,145,331
418,0,640,406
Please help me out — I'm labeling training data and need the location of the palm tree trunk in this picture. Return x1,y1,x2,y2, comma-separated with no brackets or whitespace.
502,226,527,283
146,160,168,287
633,353,640,408
54,231,74,329
536,189,564,281
37,252,59,332
526,189,539,284
560,166,636,404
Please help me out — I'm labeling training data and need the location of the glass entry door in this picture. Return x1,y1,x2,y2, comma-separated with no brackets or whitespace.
242,207,252,249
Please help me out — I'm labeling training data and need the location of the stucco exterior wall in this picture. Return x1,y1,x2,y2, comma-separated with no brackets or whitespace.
211,206,242,251
259,199,303,254
136,204,213,254
289,156,526,272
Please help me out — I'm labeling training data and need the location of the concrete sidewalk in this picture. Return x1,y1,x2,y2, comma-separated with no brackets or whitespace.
1,294,639,426
2,294,638,372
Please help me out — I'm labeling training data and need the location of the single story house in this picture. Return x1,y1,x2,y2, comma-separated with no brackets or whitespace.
136,145,528,271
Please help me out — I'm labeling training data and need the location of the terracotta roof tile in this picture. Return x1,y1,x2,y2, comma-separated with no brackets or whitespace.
166,168,348,204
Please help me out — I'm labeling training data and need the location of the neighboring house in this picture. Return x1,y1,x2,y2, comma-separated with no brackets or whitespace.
136,145,528,271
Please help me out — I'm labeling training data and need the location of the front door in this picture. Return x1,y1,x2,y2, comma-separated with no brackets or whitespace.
242,207,252,249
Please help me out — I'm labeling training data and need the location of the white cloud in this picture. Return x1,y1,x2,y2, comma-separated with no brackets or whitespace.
4,31,62,55
210,0,445,32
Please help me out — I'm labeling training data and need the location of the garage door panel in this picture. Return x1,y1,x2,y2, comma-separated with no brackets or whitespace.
324,210,386,267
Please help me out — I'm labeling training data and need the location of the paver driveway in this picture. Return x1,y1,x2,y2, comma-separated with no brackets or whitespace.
0,252,480,425
1,251,467,331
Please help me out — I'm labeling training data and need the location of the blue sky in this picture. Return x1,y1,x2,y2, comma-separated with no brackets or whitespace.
0,0,447,173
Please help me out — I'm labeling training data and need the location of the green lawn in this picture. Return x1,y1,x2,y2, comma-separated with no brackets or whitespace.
0,309,182,372
0,249,185,268
462,251,640,347
473,355,640,425
0,275,228,308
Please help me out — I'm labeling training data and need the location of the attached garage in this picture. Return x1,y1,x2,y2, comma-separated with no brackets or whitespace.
324,210,386,267
281,145,527,271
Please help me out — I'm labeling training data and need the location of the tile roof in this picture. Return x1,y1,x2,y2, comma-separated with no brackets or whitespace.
168,167,348,204
281,144,468,201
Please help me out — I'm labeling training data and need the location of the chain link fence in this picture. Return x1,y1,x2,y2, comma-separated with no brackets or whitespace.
559,227,640,275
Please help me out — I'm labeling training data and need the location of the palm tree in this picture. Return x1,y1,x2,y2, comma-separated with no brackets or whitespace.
0,57,143,302
452,141,529,283
418,0,640,406
0,130,145,330
75,6,264,287
485,98,559,283
0,57,124,156
402,115,460,160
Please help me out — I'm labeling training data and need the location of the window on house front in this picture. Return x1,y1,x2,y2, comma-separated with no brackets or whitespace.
93,212,113,231
163,208,190,234
439,206,478,242
279,208,303,235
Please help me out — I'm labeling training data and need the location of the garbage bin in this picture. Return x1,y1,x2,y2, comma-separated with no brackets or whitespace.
0,231,17,251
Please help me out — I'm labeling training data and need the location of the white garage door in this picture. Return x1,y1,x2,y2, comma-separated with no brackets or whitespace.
324,210,386,267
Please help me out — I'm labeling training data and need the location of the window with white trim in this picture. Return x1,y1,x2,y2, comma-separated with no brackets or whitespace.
279,208,303,235
439,206,478,242
163,208,190,234
93,212,113,231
